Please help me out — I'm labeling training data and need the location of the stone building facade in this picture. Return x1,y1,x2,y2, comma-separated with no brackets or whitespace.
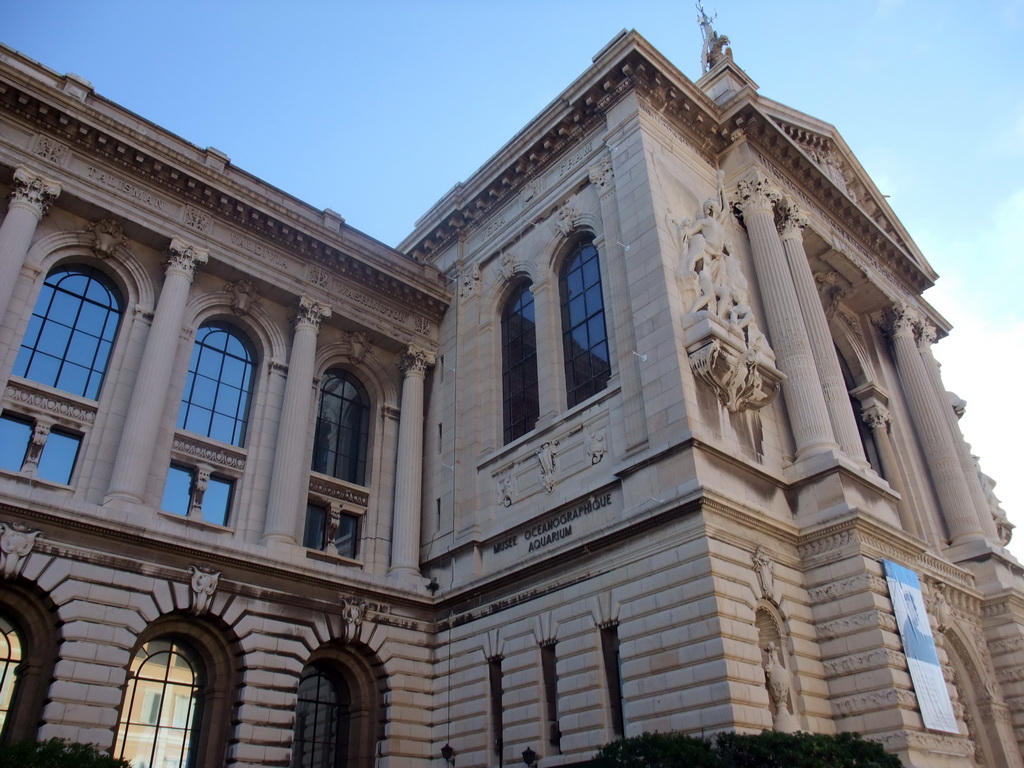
1,27,1022,768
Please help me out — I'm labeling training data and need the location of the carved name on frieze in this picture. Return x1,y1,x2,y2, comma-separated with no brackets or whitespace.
490,491,613,558
87,166,166,211
556,141,594,178
33,134,70,166
335,284,408,325
228,232,286,267
483,214,507,239
4,384,96,425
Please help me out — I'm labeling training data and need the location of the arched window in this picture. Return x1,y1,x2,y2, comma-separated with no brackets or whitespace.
312,370,370,486
291,665,352,768
178,323,255,446
0,615,22,739
501,282,539,443
14,265,123,400
559,240,610,408
115,638,205,768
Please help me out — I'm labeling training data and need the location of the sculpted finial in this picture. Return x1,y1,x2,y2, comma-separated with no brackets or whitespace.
697,4,732,73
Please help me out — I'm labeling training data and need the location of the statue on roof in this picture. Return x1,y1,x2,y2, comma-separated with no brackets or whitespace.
697,4,732,73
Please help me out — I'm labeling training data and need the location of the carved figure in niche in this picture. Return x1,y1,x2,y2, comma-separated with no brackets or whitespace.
187,565,220,616
928,583,952,633
587,431,607,464
87,218,126,257
536,441,558,493
762,642,797,731
0,522,41,579
752,546,775,601
674,171,730,314
697,4,731,72
498,474,515,507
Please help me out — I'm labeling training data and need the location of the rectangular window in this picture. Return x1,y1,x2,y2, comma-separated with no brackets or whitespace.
304,502,360,559
0,414,81,484
303,503,327,550
161,464,233,526
541,642,561,751
0,415,32,472
600,624,625,738
489,656,504,761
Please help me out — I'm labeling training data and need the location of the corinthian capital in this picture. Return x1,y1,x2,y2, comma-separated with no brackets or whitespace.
733,171,780,218
916,321,937,350
888,301,920,340
399,345,436,377
776,198,807,241
163,237,209,280
861,404,892,432
290,295,332,331
10,167,61,219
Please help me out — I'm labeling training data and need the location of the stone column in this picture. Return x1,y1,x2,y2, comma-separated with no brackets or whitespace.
916,323,1001,541
262,296,332,544
777,200,866,464
589,155,648,451
389,345,435,583
733,172,836,459
887,304,983,545
0,168,61,321
106,238,208,504
861,404,918,536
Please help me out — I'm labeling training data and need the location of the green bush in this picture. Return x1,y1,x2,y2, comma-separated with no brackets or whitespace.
594,730,903,768
0,738,132,768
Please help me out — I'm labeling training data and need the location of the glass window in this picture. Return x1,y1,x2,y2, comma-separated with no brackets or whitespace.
115,638,205,768
501,283,539,443
0,415,32,473
0,415,81,485
559,241,610,408
161,465,234,526
303,503,360,559
0,615,22,738
178,323,255,446
292,665,351,768
36,428,81,485
14,265,123,400
312,371,370,486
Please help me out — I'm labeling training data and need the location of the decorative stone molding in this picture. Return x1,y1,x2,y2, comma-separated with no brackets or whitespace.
86,218,126,258
290,294,332,331
520,179,542,207
172,434,246,471
163,237,209,279
10,167,61,218
339,597,367,643
816,609,897,641
555,202,580,236
861,404,892,432
988,636,1024,655
873,729,973,757
535,612,557,647
308,475,370,508
587,431,607,465
4,382,97,425
823,648,906,677
775,197,807,241
752,546,775,601
808,572,888,604
497,474,515,508
588,156,613,190
797,529,855,559
832,687,918,717
459,262,480,299
498,251,516,284
0,522,41,579
733,171,781,218
187,565,220,616
399,345,435,377
535,440,558,493
307,264,330,289
688,337,781,412
344,331,371,363
32,134,70,166
223,279,262,316
182,205,211,232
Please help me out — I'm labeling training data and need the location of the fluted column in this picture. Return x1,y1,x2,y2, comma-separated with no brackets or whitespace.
777,200,866,464
887,304,983,545
0,168,61,321
262,296,332,545
734,172,836,459
916,323,1001,541
389,345,435,583
862,404,918,536
106,239,208,504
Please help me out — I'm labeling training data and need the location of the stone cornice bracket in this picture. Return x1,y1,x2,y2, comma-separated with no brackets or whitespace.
289,294,332,331
556,201,581,237
163,237,209,281
688,338,782,413
86,218,126,258
399,345,436,377
588,155,614,192
223,279,262,316
0,521,42,580
186,564,220,616
732,170,781,220
10,167,61,219
338,596,367,644
775,197,808,241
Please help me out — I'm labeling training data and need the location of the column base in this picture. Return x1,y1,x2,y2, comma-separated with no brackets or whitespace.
388,565,428,591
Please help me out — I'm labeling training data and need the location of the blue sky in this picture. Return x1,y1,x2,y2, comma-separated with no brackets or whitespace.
5,0,1022,559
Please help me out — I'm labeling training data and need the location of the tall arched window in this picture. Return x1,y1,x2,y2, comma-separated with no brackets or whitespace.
291,665,352,768
0,615,22,739
178,323,255,446
559,240,610,408
312,370,370,486
501,282,539,444
115,638,205,768
14,265,123,400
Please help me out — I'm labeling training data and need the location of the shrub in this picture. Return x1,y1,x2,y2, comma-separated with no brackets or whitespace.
595,730,903,768
0,738,132,768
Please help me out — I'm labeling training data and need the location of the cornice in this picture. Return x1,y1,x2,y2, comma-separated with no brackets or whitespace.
0,62,450,322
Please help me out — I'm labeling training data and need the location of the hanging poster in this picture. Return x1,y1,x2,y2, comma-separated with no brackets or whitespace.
883,559,958,733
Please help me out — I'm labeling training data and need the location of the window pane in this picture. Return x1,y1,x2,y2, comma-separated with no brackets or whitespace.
0,615,23,733
560,241,610,408
202,476,232,526
15,266,123,399
501,283,540,443
0,416,32,473
178,323,254,447
161,466,193,516
314,371,370,485
37,429,81,485
303,504,326,550
336,514,359,559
